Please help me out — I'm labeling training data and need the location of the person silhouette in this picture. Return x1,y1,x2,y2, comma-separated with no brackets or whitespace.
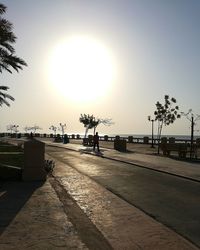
93,132,100,152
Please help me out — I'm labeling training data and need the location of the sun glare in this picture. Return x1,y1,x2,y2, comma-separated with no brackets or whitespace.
48,36,115,103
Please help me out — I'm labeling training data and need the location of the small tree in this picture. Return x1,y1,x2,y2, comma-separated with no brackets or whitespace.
7,124,19,136
49,125,57,136
7,124,15,134
79,114,114,137
79,114,97,138
154,95,181,153
24,125,42,134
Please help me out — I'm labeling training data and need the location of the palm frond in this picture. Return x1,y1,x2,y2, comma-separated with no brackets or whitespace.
0,85,15,107
0,4,6,15
0,85,9,90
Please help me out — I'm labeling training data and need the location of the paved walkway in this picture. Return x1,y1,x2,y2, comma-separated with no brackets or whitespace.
0,140,200,249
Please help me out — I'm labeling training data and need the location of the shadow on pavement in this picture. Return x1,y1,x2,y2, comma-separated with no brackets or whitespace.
0,180,45,236
79,147,104,156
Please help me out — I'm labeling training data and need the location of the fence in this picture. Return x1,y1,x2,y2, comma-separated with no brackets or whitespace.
0,133,198,145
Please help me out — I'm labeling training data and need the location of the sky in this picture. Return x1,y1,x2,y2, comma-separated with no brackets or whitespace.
1,0,200,136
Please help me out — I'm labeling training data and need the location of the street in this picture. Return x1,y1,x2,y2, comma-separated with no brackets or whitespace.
46,145,200,248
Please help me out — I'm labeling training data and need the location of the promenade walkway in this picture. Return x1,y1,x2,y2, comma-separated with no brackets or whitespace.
0,140,200,249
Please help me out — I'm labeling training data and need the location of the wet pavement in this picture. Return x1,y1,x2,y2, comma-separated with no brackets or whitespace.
0,139,200,249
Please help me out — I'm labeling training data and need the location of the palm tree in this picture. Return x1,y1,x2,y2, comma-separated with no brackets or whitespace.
0,4,27,73
0,85,14,106
0,3,27,106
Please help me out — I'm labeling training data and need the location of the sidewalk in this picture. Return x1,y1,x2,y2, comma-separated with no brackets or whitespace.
0,140,199,249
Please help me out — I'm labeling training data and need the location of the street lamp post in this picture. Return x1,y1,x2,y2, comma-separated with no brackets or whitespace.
190,115,194,159
59,123,66,138
181,109,200,159
148,116,155,148
13,125,19,138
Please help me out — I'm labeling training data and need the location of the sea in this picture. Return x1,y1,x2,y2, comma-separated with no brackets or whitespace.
112,134,195,140
69,132,197,140
106,134,200,141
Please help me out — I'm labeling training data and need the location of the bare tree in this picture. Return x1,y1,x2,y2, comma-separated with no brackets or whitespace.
93,118,114,134
7,124,15,133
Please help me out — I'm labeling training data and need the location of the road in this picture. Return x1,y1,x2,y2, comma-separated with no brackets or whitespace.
46,145,200,248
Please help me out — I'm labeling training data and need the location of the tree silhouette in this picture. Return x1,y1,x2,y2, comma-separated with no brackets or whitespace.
93,118,113,135
24,125,42,134
0,3,27,106
49,125,57,136
79,114,114,137
79,114,98,138
0,85,14,106
154,95,181,153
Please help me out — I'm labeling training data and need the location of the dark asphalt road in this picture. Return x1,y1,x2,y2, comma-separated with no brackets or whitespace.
46,146,200,248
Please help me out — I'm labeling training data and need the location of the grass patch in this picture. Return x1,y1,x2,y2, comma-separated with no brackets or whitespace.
0,153,24,168
0,141,24,168
0,144,23,152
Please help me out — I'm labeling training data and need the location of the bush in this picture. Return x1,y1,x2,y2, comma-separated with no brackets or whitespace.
44,160,55,173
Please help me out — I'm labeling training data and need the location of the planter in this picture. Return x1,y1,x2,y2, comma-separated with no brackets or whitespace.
143,136,149,144
128,136,133,143
104,135,109,141
114,139,127,152
169,137,175,144
63,134,69,144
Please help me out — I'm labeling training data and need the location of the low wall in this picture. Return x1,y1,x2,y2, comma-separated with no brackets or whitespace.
1,133,199,146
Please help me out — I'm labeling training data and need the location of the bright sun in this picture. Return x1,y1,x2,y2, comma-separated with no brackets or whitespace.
48,36,115,103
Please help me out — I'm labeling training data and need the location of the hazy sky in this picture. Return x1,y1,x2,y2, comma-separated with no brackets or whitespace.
1,0,200,135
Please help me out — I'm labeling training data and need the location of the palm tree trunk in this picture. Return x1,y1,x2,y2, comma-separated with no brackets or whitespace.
84,126,89,138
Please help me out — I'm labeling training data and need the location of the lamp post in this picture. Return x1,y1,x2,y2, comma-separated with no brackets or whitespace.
59,123,66,138
148,116,154,148
13,125,19,138
181,109,200,159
